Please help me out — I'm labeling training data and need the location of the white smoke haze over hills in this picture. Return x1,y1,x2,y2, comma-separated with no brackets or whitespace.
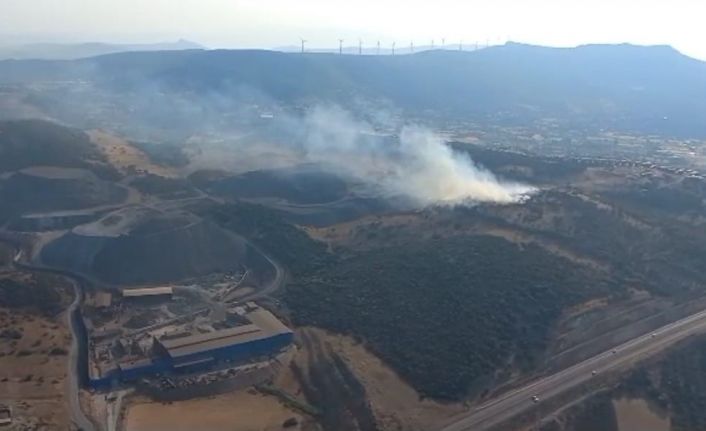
298,106,535,205
4,67,534,206
189,104,535,206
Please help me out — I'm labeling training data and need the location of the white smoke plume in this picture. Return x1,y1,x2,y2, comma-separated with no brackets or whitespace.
31,70,533,207
4,58,534,207
291,105,535,206
186,104,535,206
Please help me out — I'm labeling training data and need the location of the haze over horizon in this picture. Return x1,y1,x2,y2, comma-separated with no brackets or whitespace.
1,0,705,60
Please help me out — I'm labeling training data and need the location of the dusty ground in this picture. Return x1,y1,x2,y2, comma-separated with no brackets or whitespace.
613,398,669,431
89,130,177,177
300,328,464,431
122,390,305,431
0,307,71,430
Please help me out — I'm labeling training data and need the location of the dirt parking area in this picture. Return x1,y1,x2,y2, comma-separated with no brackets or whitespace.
123,390,305,431
0,308,71,430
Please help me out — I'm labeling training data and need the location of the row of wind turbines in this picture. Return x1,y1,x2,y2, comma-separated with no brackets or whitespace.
298,38,496,55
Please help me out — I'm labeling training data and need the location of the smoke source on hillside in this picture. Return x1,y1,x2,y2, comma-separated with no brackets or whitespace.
256,105,536,206
14,74,533,206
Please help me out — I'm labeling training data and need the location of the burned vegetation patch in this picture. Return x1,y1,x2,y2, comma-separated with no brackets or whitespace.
204,167,349,205
130,173,198,199
0,119,115,176
0,172,127,215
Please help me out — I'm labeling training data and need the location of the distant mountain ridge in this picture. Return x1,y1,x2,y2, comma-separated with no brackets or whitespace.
273,43,481,55
0,39,203,60
1,42,705,137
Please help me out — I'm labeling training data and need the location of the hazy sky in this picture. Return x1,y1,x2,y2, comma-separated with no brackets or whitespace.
2,0,705,59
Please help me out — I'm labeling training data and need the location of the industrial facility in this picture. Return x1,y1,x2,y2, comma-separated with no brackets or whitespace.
121,286,174,301
87,301,293,390
0,405,11,427
155,307,291,364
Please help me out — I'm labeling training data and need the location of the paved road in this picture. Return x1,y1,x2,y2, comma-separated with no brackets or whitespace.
65,279,96,431
7,243,95,431
239,240,286,302
440,308,706,431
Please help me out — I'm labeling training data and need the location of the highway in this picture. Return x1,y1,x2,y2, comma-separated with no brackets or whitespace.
440,308,706,431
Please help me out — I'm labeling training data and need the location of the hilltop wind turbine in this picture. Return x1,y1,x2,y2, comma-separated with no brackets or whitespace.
410,41,414,53
431,39,435,49
442,37,446,48
338,39,344,55
300,38,307,53
392,41,396,55
459,40,463,51
358,39,363,55
376,40,381,55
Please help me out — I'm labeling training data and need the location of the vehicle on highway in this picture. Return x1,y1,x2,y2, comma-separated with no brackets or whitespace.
531,395,540,403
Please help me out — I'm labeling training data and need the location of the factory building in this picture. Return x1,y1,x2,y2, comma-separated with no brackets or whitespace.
121,286,174,303
0,405,11,427
87,305,293,389
154,319,292,368
154,306,293,370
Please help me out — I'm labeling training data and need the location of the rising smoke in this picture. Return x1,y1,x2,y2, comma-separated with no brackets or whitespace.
265,105,535,206
10,69,534,206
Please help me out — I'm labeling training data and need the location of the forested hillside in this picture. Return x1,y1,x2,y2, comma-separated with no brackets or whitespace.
286,235,618,400
0,120,106,173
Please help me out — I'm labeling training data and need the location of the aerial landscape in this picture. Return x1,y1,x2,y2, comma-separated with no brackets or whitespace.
3,1,706,431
